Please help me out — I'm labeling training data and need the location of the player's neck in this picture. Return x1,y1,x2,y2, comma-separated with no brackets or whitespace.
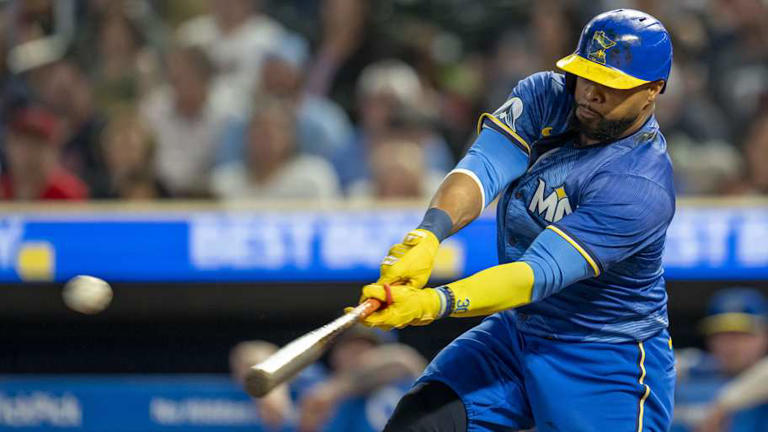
579,107,654,146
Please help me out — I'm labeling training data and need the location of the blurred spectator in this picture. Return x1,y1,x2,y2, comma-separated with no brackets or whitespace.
656,63,732,145
211,99,341,200
530,0,575,72
91,7,155,113
0,28,32,125
333,59,453,193
741,112,768,195
1,105,88,200
707,0,768,143
216,33,354,166
298,325,426,432
176,0,286,110
349,137,442,200
96,110,168,200
39,59,107,190
0,0,765,200
8,0,54,45
140,45,225,198
673,288,768,432
1,5,16,174
661,65,743,195
484,31,538,111
305,0,371,111
715,111,768,195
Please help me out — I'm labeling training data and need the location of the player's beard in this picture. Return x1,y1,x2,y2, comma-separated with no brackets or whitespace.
569,105,637,143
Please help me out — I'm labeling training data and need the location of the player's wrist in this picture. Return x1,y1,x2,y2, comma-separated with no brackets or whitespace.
434,285,455,319
416,208,453,242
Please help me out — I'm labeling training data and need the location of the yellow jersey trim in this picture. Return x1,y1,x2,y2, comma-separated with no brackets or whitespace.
556,53,650,90
546,226,600,276
637,341,651,432
476,113,531,154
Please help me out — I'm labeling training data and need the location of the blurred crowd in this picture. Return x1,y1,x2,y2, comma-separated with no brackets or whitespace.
1,0,767,201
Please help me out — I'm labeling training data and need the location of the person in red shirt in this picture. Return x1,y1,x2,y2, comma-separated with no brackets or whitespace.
2,105,89,200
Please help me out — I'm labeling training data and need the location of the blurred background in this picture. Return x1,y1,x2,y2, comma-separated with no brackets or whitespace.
0,0,766,431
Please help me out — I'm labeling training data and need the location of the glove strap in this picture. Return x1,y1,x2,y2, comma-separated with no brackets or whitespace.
435,285,455,319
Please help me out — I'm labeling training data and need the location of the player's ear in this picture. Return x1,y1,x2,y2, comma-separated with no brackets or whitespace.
646,80,665,102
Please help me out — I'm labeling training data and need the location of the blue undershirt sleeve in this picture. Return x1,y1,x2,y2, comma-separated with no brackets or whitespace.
521,227,594,302
454,128,529,207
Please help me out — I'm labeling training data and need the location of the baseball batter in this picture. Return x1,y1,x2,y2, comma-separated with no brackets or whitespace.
354,9,676,431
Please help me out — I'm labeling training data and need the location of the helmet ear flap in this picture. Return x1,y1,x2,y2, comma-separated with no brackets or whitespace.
565,72,576,94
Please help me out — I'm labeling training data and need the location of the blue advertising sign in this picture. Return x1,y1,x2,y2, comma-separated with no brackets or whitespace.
0,375,280,431
0,375,406,432
0,205,765,283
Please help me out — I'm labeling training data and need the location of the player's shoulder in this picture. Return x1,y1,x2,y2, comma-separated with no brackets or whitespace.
521,70,566,86
503,71,571,134
514,71,568,99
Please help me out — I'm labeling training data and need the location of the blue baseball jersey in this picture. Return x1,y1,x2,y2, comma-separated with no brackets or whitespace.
468,71,675,343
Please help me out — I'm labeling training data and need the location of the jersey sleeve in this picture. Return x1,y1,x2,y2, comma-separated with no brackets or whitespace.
521,227,594,301
477,72,552,159
549,173,675,276
452,72,553,207
453,128,529,208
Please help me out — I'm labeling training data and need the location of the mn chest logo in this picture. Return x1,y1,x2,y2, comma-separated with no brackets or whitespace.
528,179,572,222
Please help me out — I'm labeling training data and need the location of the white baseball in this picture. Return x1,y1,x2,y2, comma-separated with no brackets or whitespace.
62,275,113,314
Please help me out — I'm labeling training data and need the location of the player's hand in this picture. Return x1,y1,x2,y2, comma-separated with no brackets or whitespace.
353,284,442,330
378,229,440,290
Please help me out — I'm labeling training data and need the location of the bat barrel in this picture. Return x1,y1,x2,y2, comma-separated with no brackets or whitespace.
244,368,276,398
244,298,381,398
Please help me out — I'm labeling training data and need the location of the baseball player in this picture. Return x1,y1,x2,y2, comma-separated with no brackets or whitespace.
674,288,768,431
353,9,676,431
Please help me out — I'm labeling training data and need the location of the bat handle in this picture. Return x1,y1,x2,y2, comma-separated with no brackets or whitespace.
353,298,382,320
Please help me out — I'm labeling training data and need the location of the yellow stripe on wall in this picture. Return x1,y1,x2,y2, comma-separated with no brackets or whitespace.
476,113,531,154
637,342,651,432
546,226,601,276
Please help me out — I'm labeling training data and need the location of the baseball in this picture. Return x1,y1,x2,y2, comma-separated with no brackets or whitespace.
62,275,113,314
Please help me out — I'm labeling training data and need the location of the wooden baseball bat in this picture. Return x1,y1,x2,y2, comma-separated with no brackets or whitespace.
244,298,382,398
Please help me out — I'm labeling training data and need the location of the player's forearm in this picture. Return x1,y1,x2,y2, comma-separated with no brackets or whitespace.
418,128,529,241
440,261,535,317
423,172,485,237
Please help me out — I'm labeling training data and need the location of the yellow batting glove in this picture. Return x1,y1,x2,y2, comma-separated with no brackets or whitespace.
357,284,442,330
378,229,440,289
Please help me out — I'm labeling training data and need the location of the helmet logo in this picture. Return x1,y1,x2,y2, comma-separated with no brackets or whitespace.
587,31,617,65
